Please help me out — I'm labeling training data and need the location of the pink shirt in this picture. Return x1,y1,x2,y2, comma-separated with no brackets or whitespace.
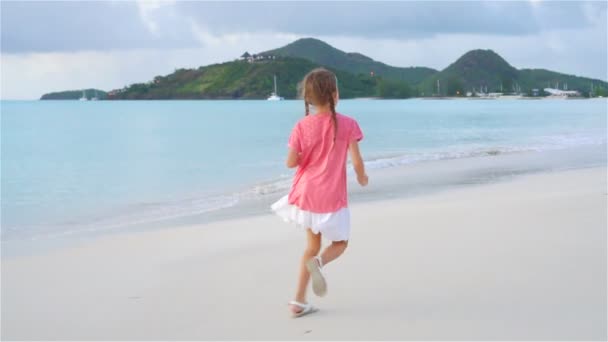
287,112,363,213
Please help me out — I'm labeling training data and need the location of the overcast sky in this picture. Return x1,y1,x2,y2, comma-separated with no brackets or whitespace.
1,1,606,99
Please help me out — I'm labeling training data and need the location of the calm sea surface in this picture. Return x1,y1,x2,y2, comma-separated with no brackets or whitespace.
1,99,606,246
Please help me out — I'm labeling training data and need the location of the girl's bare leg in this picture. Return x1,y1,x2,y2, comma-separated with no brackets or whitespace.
290,228,321,313
319,240,348,266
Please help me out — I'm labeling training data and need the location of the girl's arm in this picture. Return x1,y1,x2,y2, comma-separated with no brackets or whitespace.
286,148,300,168
348,141,368,186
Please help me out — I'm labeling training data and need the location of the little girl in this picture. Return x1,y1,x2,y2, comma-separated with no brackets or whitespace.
271,68,368,318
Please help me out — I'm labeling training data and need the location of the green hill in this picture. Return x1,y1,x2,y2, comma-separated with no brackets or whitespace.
40,89,107,100
419,49,517,95
419,49,607,96
107,57,409,100
41,38,607,100
260,38,437,86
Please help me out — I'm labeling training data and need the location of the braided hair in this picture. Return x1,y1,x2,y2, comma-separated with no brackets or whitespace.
299,68,338,142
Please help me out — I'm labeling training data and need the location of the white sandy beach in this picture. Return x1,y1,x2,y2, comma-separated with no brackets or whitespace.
1,167,606,340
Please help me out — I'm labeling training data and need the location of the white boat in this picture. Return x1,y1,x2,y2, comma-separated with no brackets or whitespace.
91,90,99,101
79,90,88,101
497,94,523,100
267,75,284,101
543,88,579,99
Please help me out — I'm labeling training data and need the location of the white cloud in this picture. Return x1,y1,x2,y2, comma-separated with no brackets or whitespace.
2,49,193,100
1,33,299,100
135,0,177,35
189,20,299,48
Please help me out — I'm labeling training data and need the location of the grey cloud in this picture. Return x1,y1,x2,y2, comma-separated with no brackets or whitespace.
1,1,604,53
1,1,196,53
176,1,597,38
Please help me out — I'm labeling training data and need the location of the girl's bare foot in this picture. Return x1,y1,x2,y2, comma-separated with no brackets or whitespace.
289,303,304,314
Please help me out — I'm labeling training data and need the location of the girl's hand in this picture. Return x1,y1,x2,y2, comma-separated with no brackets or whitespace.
349,141,367,187
357,174,369,186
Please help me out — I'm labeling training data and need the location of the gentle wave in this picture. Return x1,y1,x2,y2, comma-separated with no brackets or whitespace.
245,133,606,196
3,133,604,242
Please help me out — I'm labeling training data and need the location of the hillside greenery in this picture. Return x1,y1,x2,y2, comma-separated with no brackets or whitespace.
260,38,437,86
42,38,607,100
418,49,607,96
107,57,411,100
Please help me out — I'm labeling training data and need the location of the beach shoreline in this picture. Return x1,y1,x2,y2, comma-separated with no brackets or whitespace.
2,166,606,340
2,143,605,259
2,143,605,260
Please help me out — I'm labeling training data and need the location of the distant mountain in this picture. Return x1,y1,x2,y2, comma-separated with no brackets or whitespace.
40,89,107,100
419,49,517,95
106,57,410,100
419,49,607,96
260,38,437,86
42,38,607,100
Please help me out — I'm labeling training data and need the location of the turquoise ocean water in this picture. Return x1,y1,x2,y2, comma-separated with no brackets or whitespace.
1,99,606,253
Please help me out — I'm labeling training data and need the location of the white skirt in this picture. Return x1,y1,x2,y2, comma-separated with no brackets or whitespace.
270,195,350,241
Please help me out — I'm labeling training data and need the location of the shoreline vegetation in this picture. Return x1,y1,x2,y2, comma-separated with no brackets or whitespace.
40,38,608,100
34,96,607,101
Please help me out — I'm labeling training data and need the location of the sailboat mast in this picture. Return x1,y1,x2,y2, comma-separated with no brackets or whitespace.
274,75,277,94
